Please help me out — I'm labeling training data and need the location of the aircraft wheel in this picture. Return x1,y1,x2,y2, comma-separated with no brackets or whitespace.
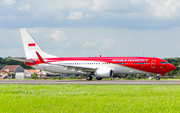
86,75,92,81
96,77,102,80
156,76,160,81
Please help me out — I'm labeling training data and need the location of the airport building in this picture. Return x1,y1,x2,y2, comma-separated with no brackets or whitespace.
24,69,40,78
0,65,24,79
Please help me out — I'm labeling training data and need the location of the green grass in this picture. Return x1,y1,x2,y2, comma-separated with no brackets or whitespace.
0,85,180,113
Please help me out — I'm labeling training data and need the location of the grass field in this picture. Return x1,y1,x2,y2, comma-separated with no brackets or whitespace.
0,85,180,113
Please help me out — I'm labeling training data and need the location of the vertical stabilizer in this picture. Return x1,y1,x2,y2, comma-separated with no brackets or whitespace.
20,28,57,59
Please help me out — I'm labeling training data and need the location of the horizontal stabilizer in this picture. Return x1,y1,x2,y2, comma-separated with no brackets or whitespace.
8,58,35,63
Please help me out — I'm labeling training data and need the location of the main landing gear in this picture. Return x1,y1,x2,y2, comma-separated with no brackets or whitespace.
86,75,103,81
86,75,92,81
156,75,160,81
96,77,102,80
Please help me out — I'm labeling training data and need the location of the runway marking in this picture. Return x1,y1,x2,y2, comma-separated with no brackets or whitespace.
0,80,180,85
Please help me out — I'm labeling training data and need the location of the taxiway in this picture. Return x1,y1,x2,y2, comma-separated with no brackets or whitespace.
0,80,180,85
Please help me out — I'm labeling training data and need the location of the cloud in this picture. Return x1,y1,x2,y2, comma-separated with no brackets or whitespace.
83,41,96,47
85,14,90,18
145,0,180,19
1,27,180,58
50,30,67,41
17,4,31,10
1,0,180,20
1,0,180,29
91,0,112,11
0,0,17,6
67,11,83,20
99,37,115,50
49,30,70,48
89,0,180,19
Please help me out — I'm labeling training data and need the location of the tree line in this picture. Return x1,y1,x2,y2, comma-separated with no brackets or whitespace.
0,57,31,69
165,58,180,76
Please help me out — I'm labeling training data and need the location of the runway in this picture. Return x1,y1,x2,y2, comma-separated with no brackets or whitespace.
0,80,180,85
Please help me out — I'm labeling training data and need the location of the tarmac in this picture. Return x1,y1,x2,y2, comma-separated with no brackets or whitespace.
0,80,180,85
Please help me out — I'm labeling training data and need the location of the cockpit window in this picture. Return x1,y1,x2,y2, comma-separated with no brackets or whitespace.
160,62,168,64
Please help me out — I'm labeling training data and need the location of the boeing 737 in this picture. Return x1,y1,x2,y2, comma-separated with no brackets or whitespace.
11,28,175,80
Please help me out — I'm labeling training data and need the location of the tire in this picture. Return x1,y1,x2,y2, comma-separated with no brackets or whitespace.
86,75,92,81
156,77,160,81
96,77,102,80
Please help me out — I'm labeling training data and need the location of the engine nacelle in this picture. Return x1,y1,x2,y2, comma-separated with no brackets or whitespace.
95,68,113,78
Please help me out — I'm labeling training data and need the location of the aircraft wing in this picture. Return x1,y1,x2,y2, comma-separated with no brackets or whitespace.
50,63,96,73
35,51,96,73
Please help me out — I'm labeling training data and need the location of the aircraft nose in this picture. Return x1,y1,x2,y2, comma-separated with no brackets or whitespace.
169,64,175,71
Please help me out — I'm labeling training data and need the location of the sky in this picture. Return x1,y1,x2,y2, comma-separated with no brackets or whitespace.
0,0,180,58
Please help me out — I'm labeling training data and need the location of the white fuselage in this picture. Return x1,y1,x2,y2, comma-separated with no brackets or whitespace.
33,61,151,76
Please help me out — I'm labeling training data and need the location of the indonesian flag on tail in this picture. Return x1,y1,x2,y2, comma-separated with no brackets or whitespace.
28,43,35,49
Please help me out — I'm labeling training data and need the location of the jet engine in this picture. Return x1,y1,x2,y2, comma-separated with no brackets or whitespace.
95,68,113,78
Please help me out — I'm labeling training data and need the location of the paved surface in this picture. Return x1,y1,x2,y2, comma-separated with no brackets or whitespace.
0,80,180,84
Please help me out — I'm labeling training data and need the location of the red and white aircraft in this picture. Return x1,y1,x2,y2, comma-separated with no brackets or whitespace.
14,28,175,80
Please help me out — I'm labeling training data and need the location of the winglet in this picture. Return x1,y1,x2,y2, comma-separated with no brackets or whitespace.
35,51,46,63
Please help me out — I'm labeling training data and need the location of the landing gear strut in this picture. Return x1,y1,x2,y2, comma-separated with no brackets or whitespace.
86,75,92,81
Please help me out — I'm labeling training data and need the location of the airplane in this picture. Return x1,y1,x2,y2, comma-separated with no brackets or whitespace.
11,28,175,80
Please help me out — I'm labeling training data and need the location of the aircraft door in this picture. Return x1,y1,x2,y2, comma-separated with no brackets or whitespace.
151,60,156,68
